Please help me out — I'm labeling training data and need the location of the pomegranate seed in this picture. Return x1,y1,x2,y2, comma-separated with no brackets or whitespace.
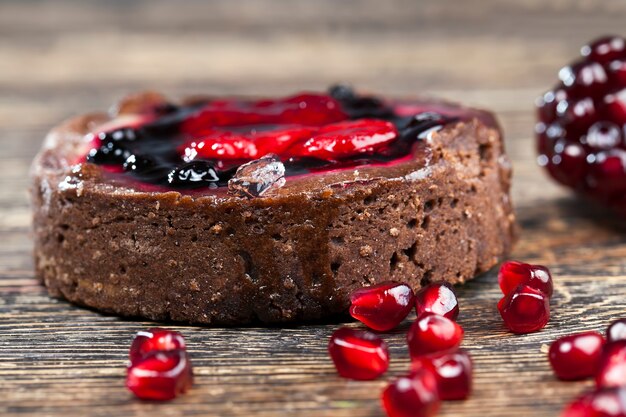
126,350,193,401
349,282,415,331
607,319,626,342
581,36,626,64
129,328,186,365
609,60,626,86
381,369,440,417
586,121,623,150
407,313,464,358
498,284,550,334
604,88,626,124
498,261,553,297
411,349,473,400
537,89,569,124
414,282,459,321
328,327,389,380
559,62,609,98
548,331,605,380
596,340,626,388
561,387,626,417
559,97,598,130
590,150,626,196
549,141,589,187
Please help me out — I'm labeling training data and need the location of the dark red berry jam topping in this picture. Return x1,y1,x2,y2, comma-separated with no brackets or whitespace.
536,35,626,212
83,86,484,193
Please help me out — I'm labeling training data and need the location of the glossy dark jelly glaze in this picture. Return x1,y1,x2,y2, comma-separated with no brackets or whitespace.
85,86,480,191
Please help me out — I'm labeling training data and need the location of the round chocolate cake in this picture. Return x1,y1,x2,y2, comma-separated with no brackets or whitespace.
31,87,516,325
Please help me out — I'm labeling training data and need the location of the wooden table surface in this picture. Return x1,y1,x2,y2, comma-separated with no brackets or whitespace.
2,1,626,416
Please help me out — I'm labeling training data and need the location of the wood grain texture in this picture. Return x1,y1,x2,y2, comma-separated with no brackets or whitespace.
1,0,626,416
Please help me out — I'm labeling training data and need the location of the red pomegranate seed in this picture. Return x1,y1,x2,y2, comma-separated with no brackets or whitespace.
498,284,550,334
590,150,626,196
607,319,626,342
381,369,440,417
411,349,473,400
548,331,605,380
129,328,186,365
604,89,626,124
328,327,389,380
596,340,626,388
126,350,193,401
537,89,569,124
414,282,459,321
558,61,609,98
497,260,553,297
561,387,626,417
586,121,623,150
349,281,415,331
407,313,464,358
609,60,626,86
558,97,598,130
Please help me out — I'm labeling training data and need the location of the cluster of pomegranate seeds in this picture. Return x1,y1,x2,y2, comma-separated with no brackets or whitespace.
349,282,415,331
333,281,471,417
550,318,626,416
126,328,193,401
497,261,553,334
327,327,390,380
536,35,626,213
497,261,553,297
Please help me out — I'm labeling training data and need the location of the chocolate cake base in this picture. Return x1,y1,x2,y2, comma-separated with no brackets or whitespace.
31,95,515,326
